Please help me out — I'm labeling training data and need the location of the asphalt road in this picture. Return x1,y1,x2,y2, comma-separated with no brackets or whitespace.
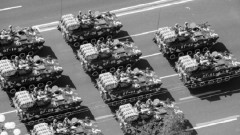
0,0,240,135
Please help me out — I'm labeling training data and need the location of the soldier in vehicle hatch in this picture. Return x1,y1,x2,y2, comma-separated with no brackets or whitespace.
106,38,113,47
125,39,130,44
33,87,39,97
8,25,14,34
77,10,82,21
184,22,189,31
88,10,94,20
194,52,201,63
14,56,20,67
126,67,132,74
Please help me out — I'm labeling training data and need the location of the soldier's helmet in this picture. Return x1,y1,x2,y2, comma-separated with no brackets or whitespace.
175,23,179,28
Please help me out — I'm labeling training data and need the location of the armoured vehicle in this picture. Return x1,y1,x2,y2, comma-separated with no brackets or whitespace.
96,68,162,106
77,40,142,77
116,99,185,135
13,85,82,126
0,55,63,95
175,51,240,88
58,11,123,48
30,118,103,135
0,26,45,59
153,22,219,60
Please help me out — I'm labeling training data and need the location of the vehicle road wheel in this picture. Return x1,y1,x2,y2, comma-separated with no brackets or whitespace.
99,37,104,41
208,80,214,85
10,89,16,94
224,76,230,81
199,82,205,87
29,84,35,91
37,83,44,88
118,66,124,70
38,119,44,123
46,81,52,86
82,40,88,44
48,116,54,121
73,42,80,48
19,87,26,91
110,67,116,73
216,78,222,83
202,47,208,52
169,54,176,60
195,49,201,53
106,35,113,39
1,56,7,60
187,51,192,55
126,64,132,68
92,71,99,77
11,55,16,60
19,53,26,58
101,69,107,73
91,39,96,44
28,51,34,56
178,52,184,57
190,83,197,88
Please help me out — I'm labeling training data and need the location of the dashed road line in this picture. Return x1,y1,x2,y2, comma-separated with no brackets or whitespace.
190,115,240,130
0,6,22,12
0,110,17,115
95,114,114,120
140,52,162,58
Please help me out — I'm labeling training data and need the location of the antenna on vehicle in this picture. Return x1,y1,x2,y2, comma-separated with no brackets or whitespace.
60,0,63,17
156,8,161,31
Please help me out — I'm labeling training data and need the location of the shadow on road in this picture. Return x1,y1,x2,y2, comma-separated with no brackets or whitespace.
55,75,77,89
115,30,134,42
189,77,240,102
134,59,154,71
211,42,230,53
37,45,58,59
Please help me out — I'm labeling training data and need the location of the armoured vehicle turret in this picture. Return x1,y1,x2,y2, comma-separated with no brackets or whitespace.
0,55,63,95
77,40,142,77
58,11,123,48
116,99,186,135
96,68,162,106
153,22,219,60
0,26,45,59
13,85,82,126
175,51,240,88
31,118,103,135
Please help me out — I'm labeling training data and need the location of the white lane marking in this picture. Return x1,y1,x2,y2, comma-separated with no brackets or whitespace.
95,114,114,120
0,110,17,115
140,52,162,59
179,90,221,101
117,0,194,17
39,27,57,32
0,6,22,12
192,115,240,130
33,0,194,32
111,0,170,13
118,30,157,40
160,74,178,79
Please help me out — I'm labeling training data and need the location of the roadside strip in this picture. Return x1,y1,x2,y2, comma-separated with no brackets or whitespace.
33,0,194,32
